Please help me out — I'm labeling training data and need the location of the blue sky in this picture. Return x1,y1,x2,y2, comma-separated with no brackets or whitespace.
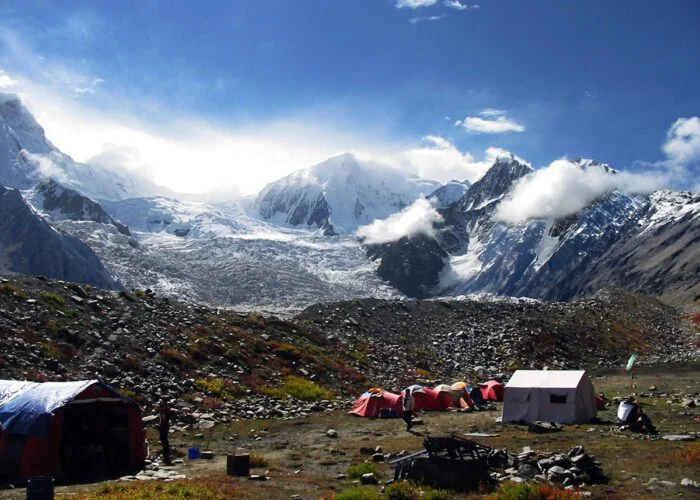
0,0,698,194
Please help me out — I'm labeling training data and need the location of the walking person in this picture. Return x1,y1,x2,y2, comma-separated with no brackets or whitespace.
402,387,415,432
158,399,175,464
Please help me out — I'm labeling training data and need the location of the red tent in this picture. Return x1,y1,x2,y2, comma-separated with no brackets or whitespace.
405,385,452,412
0,380,146,481
349,389,403,417
480,380,505,401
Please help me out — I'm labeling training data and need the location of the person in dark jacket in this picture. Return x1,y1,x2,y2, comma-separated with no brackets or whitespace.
158,400,175,464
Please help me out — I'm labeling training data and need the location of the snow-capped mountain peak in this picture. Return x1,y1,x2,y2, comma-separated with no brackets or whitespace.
0,93,168,201
255,153,440,234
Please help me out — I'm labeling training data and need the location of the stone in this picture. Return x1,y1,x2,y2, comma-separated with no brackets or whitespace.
518,463,538,480
326,429,338,438
681,478,700,489
662,434,696,441
361,473,378,485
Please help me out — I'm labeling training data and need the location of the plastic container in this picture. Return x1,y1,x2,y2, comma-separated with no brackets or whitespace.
227,454,250,476
188,446,201,459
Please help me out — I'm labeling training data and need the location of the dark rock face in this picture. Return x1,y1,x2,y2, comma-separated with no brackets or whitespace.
367,234,448,298
571,192,700,303
454,156,533,213
365,155,700,303
365,157,534,298
35,179,131,236
0,183,120,289
256,183,334,233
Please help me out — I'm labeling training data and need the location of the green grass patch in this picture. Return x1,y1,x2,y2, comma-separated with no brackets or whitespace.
334,486,381,500
346,462,380,480
40,291,65,307
260,375,333,401
78,477,239,499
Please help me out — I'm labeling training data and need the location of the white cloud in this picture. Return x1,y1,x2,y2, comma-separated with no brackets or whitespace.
396,0,439,8
478,108,505,117
0,69,16,88
444,1,479,10
457,112,525,134
356,198,443,244
409,14,446,24
392,136,495,183
662,116,700,165
494,159,666,224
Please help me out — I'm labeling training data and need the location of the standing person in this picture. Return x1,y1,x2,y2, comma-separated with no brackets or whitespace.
158,400,174,464
402,388,415,432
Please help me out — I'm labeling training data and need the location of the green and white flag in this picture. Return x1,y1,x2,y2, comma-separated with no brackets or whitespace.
625,352,639,372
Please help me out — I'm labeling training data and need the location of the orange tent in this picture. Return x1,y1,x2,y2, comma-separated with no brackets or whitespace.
480,380,505,401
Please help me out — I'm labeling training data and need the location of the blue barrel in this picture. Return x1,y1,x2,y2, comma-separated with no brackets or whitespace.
188,446,201,459
26,476,54,500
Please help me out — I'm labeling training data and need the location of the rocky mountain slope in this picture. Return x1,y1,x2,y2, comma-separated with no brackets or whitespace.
27,179,131,236
0,184,120,289
368,157,700,303
255,153,440,235
0,275,696,419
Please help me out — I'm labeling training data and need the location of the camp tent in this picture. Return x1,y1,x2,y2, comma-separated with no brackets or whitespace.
404,385,452,412
480,380,505,401
433,384,472,408
349,389,402,418
0,380,146,481
502,370,596,424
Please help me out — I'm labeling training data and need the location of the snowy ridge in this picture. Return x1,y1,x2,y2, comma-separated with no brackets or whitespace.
0,93,166,201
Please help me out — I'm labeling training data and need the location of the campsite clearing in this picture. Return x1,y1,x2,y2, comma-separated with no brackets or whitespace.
1,363,698,499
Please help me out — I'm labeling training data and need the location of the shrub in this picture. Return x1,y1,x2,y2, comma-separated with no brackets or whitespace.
488,482,580,500
123,354,144,373
118,387,139,401
159,348,194,368
38,341,75,362
346,462,379,479
45,319,59,334
247,312,266,328
249,453,267,468
335,486,381,500
421,489,452,500
134,289,147,299
261,376,333,401
79,477,239,499
383,481,420,500
661,443,700,466
40,292,65,307
271,341,301,361
0,282,22,297
195,377,245,400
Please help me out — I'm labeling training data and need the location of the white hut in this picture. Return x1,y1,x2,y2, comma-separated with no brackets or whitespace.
502,370,596,424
